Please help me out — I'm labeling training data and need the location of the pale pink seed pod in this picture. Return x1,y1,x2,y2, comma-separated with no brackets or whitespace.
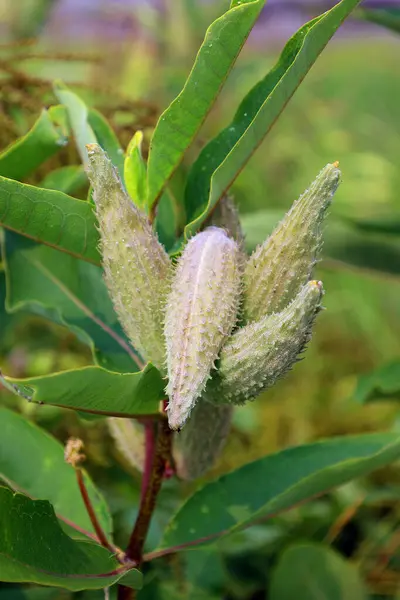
172,398,233,480
86,144,171,371
165,227,241,430
243,163,340,323
206,281,324,405
108,418,145,472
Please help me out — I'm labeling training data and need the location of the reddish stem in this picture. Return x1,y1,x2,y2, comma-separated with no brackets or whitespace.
140,420,155,503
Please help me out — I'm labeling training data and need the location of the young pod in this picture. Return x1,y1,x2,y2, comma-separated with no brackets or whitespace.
243,163,340,323
172,399,233,480
87,144,171,371
108,418,145,472
206,281,324,405
165,227,241,430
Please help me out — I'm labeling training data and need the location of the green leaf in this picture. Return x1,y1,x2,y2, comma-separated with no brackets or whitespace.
0,407,111,538
54,82,97,166
0,109,68,181
146,0,266,208
158,433,400,551
184,0,362,238
0,175,100,263
41,165,87,195
354,362,400,404
0,487,141,591
358,8,400,34
125,131,147,209
2,363,165,417
3,231,139,372
270,543,366,600
241,210,400,277
88,108,125,180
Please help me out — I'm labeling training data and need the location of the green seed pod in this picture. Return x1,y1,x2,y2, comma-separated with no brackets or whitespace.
243,163,340,323
173,399,233,480
165,226,241,430
207,280,324,405
207,195,245,249
86,144,171,371
108,418,145,472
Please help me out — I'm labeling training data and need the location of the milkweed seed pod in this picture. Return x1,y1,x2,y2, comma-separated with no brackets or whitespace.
108,418,145,472
86,144,171,371
206,281,324,405
173,399,233,480
243,163,340,323
165,227,242,430
207,195,245,249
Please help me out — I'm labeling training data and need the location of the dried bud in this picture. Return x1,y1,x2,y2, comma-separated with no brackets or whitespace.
108,418,145,472
207,195,245,249
172,398,232,480
243,163,340,323
165,227,241,430
206,281,324,405
86,144,171,371
64,438,85,467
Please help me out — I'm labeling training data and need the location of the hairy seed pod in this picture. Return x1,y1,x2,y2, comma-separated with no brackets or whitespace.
206,281,324,405
165,227,241,430
207,195,245,249
87,144,171,370
243,163,340,323
172,398,233,480
108,418,145,472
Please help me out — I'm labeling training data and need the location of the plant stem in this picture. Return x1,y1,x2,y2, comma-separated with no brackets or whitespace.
117,416,173,600
76,469,115,554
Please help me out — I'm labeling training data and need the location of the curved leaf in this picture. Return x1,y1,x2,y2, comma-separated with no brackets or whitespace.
0,407,111,538
270,543,366,600
0,109,67,181
88,108,125,180
354,362,400,404
0,175,100,263
184,0,362,238
157,433,400,551
146,0,266,208
2,363,164,417
0,487,141,591
41,165,87,195
358,7,400,34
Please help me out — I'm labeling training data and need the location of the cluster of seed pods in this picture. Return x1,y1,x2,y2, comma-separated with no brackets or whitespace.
87,145,341,479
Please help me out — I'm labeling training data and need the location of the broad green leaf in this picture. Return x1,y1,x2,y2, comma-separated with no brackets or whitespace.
270,543,366,600
241,210,400,277
0,407,111,538
0,175,100,263
158,433,400,550
359,7,400,34
88,108,125,179
54,82,97,166
354,362,400,404
2,363,164,417
184,0,362,237
125,131,147,209
146,0,266,208
0,109,67,181
3,231,138,372
41,165,87,195
0,487,141,591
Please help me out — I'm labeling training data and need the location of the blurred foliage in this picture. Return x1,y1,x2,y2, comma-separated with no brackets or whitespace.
0,0,399,598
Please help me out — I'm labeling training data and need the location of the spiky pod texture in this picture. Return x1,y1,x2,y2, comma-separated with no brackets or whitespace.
86,144,171,371
206,281,324,406
108,418,145,472
243,163,340,323
207,195,245,248
172,398,233,480
165,227,241,430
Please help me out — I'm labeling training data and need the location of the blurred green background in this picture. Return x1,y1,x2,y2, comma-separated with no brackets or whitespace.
0,1,399,598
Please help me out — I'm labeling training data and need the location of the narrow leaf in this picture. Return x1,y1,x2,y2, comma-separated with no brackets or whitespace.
158,433,400,550
354,362,400,404
88,108,125,180
2,363,165,417
0,407,111,538
0,487,141,591
124,131,147,209
146,0,266,208
184,0,362,237
0,109,67,181
358,7,400,34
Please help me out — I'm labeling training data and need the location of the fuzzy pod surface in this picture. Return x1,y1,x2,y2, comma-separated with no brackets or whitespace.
173,398,233,480
87,144,171,371
206,280,324,405
165,226,242,430
243,163,340,323
108,418,145,472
